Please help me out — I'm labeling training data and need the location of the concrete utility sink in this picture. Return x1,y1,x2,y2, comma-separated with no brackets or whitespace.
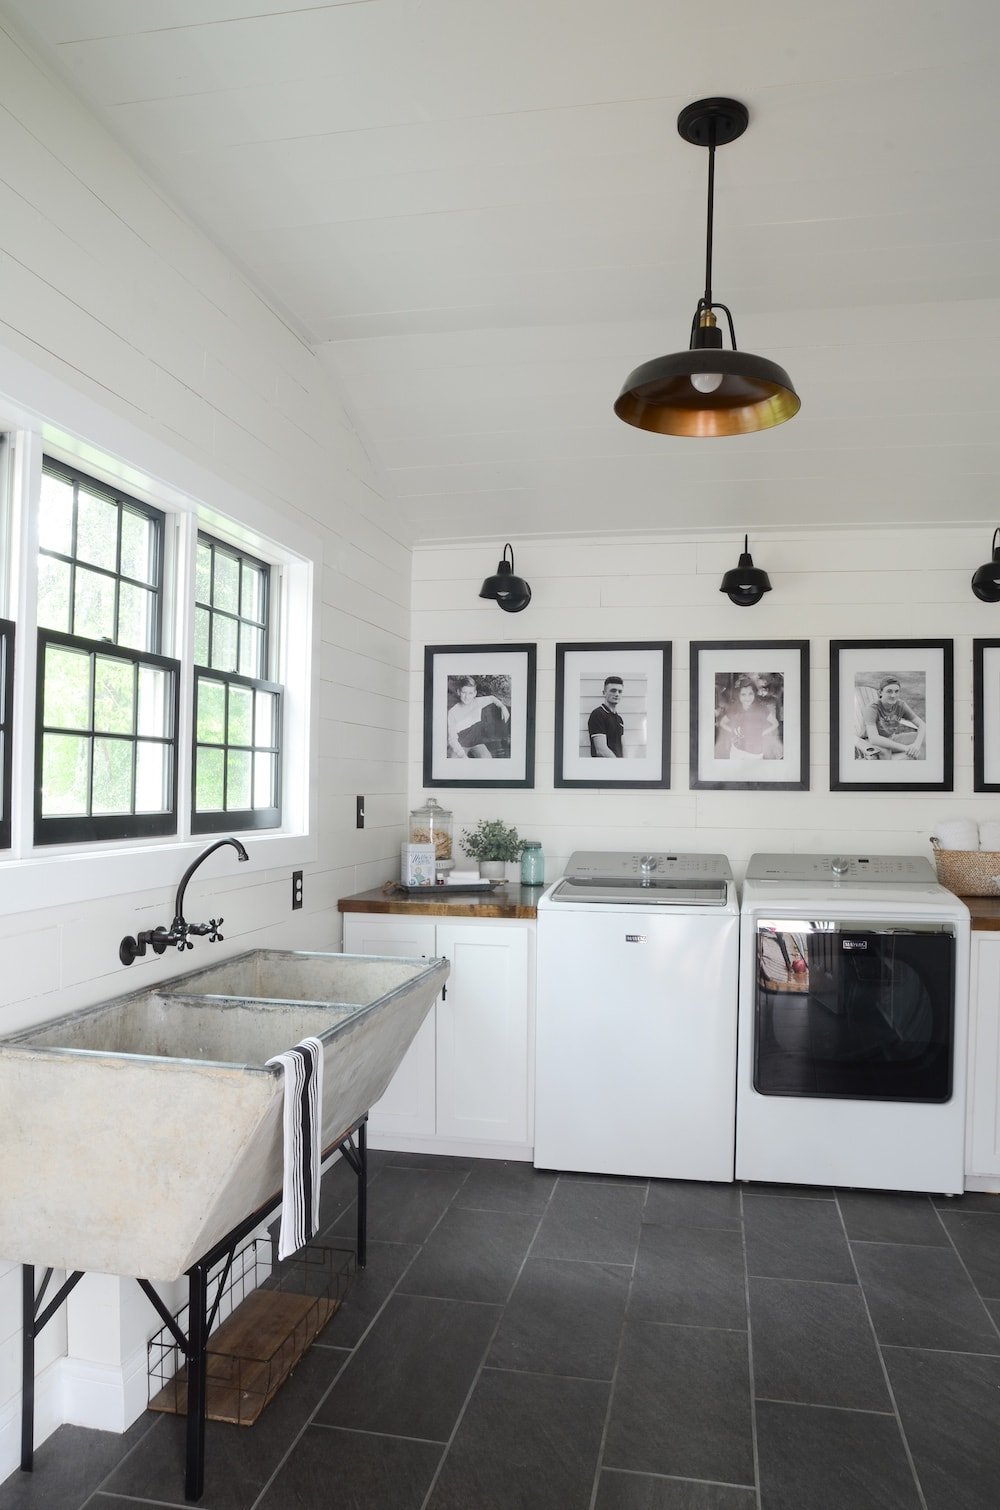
0,949,448,1282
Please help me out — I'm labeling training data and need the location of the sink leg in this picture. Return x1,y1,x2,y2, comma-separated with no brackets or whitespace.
357,1120,367,1269
184,1263,208,1502
20,1266,34,1472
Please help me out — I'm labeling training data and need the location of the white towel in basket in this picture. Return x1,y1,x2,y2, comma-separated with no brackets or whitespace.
980,821,1000,851
265,1037,324,1260
933,820,980,851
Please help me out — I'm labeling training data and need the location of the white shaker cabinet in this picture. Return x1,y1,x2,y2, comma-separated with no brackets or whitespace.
966,930,1000,1191
342,911,534,1160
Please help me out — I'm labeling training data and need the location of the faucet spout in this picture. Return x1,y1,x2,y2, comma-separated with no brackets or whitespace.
173,837,250,926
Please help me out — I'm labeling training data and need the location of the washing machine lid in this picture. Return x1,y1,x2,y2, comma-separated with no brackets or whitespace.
745,854,937,885
548,851,732,906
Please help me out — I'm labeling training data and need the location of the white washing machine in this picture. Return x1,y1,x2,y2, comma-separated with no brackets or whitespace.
737,854,970,1195
534,851,740,1181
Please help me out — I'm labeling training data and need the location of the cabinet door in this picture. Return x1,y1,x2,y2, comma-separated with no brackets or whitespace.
343,916,438,1138
968,935,1000,1178
435,923,530,1145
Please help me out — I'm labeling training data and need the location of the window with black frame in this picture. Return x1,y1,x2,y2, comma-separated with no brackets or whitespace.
193,532,282,833
35,458,179,844
0,618,13,849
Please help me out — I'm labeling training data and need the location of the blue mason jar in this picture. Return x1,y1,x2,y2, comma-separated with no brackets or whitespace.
520,841,544,887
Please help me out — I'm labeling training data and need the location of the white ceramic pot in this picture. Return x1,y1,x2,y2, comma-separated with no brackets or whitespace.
478,860,506,880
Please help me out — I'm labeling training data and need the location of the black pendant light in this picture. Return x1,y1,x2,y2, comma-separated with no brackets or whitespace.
615,98,800,438
972,529,1000,602
479,543,532,613
720,535,772,606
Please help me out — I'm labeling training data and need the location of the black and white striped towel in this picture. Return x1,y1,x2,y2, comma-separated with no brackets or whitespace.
266,1037,324,1260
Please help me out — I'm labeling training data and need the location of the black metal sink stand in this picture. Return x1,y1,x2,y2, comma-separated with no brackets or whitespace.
20,1114,368,1503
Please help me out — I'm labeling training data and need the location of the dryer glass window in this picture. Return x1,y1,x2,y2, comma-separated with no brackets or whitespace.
753,922,955,1102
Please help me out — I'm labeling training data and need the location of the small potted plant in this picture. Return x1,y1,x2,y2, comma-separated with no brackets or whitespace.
460,818,524,880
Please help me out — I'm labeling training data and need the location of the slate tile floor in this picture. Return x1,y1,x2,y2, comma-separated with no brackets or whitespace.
4,1152,1000,1509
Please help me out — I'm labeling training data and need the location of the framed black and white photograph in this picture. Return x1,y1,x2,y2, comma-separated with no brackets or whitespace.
423,643,536,788
554,642,671,788
830,639,953,791
973,640,1000,791
690,641,809,790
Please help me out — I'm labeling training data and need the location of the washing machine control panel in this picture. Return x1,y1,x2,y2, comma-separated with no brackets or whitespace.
746,853,937,884
564,851,733,883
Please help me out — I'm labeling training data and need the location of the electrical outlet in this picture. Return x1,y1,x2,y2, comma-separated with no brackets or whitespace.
291,870,303,910
356,795,365,829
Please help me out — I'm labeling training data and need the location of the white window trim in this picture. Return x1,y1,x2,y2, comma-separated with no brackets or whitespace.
0,345,320,917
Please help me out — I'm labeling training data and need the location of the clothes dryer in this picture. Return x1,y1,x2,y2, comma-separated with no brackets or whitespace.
737,854,970,1194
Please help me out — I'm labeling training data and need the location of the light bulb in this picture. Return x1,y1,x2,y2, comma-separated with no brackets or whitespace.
691,370,724,394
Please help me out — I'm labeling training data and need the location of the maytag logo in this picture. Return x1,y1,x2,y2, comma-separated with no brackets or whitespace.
842,939,868,950
625,933,647,944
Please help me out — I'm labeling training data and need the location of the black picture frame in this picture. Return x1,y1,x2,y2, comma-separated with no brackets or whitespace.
554,641,671,789
830,638,953,792
689,641,810,790
973,639,1000,792
422,643,536,789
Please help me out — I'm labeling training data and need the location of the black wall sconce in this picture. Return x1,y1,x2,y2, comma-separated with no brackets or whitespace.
720,535,772,607
479,543,531,613
972,529,1000,602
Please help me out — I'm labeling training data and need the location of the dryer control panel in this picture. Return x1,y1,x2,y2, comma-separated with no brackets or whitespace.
745,854,937,884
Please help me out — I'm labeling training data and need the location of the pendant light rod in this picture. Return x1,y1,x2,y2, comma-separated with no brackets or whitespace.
704,119,716,308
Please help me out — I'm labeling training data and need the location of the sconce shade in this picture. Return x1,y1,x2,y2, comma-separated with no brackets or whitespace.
479,544,532,613
720,536,772,606
615,97,800,439
972,529,1000,603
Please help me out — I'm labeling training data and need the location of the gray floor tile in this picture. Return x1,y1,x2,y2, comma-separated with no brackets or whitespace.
644,1180,743,1230
937,1209,1000,1297
595,1470,756,1508
453,1158,556,1214
755,1400,921,1509
100,1346,343,1510
837,1190,948,1246
315,1238,419,1348
0,1418,156,1510
853,1241,1000,1352
315,1292,500,1441
884,1345,1000,1510
741,1182,835,1199
427,1367,609,1510
397,1204,539,1303
630,1223,747,1329
604,1322,753,1484
931,1191,1000,1213
532,1178,645,1264
487,1256,630,1379
256,1424,442,1510
749,1276,889,1410
383,1150,475,1171
744,1193,855,1283
329,1164,467,1244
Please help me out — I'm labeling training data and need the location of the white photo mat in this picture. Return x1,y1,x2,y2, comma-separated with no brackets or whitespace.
831,639,952,791
555,642,670,788
690,641,809,790
423,643,535,788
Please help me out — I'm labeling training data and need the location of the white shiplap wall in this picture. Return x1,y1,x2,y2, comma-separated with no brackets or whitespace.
410,531,1000,876
0,21,410,1475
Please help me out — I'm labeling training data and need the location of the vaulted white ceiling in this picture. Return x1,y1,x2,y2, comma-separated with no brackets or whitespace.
3,0,999,542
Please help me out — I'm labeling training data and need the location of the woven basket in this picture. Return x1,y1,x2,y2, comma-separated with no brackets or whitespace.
930,840,1000,897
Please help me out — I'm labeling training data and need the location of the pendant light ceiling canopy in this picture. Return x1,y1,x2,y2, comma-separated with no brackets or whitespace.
615,98,800,438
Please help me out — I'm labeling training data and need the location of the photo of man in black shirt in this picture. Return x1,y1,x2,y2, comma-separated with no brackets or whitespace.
588,676,624,757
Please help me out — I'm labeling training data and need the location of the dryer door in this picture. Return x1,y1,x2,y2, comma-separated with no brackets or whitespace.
753,920,956,1103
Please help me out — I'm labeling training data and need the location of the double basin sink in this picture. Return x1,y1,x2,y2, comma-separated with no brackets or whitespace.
0,949,448,1281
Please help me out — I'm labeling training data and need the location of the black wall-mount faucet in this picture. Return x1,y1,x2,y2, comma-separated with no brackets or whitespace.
119,837,250,966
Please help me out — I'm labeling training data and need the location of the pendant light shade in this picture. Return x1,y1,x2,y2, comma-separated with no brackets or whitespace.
615,98,800,438
720,536,772,606
972,528,1000,602
479,543,532,613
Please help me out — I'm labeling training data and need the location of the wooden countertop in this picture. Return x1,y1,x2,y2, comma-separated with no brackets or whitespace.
338,882,541,920
965,896,1000,932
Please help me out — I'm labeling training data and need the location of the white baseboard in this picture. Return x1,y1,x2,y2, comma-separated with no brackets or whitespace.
0,1356,65,1486
61,1342,148,1433
964,1174,1000,1194
368,1134,533,1162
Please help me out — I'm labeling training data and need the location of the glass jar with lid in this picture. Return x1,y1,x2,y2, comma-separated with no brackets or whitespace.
520,841,545,887
409,797,453,875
